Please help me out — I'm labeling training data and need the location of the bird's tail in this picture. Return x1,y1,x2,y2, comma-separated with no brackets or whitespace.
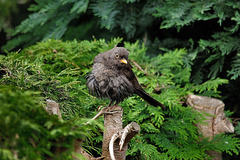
135,88,165,109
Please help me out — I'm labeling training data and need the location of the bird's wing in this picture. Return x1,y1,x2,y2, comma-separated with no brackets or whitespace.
122,63,142,90
122,62,165,108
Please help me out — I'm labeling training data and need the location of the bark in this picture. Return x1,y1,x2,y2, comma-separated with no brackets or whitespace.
45,100,62,119
187,95,234,160
102,106,123,160
109,122,140,160
102,106,140,160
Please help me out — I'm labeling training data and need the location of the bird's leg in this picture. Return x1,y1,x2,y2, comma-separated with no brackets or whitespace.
114,102,119,107
107,100,114,108
107,101,121,110
104,101,122,113
105,100,115,112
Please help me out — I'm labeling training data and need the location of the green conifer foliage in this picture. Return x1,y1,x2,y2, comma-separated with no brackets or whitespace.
1,39,239,159
0,85,101,160
3,0,240,114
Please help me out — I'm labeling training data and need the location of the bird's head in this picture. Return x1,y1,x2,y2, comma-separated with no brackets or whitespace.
94,47,130,68
108,47,129,68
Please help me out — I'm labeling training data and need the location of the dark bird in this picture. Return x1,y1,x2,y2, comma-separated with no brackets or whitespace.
86,47,165,109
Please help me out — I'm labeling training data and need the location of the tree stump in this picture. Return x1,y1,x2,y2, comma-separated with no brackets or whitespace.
102,106,123,159
102,106,140,160
187,95,234,160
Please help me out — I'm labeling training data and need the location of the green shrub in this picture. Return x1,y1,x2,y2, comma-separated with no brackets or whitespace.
1,38,239,159
3,0,240,117
0,85,102,160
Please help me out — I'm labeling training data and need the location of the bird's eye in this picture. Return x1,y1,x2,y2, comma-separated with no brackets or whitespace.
115,54,119,58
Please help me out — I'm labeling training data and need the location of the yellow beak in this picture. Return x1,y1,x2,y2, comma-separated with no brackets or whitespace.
120,58,127,64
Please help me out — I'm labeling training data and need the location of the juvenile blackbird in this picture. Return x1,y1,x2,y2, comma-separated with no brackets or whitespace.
86,47,165,109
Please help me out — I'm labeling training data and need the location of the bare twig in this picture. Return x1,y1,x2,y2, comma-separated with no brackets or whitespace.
86,106,108,124
119,123,132,150
130,60,148,75
109,131,120,160
109,122,141,160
